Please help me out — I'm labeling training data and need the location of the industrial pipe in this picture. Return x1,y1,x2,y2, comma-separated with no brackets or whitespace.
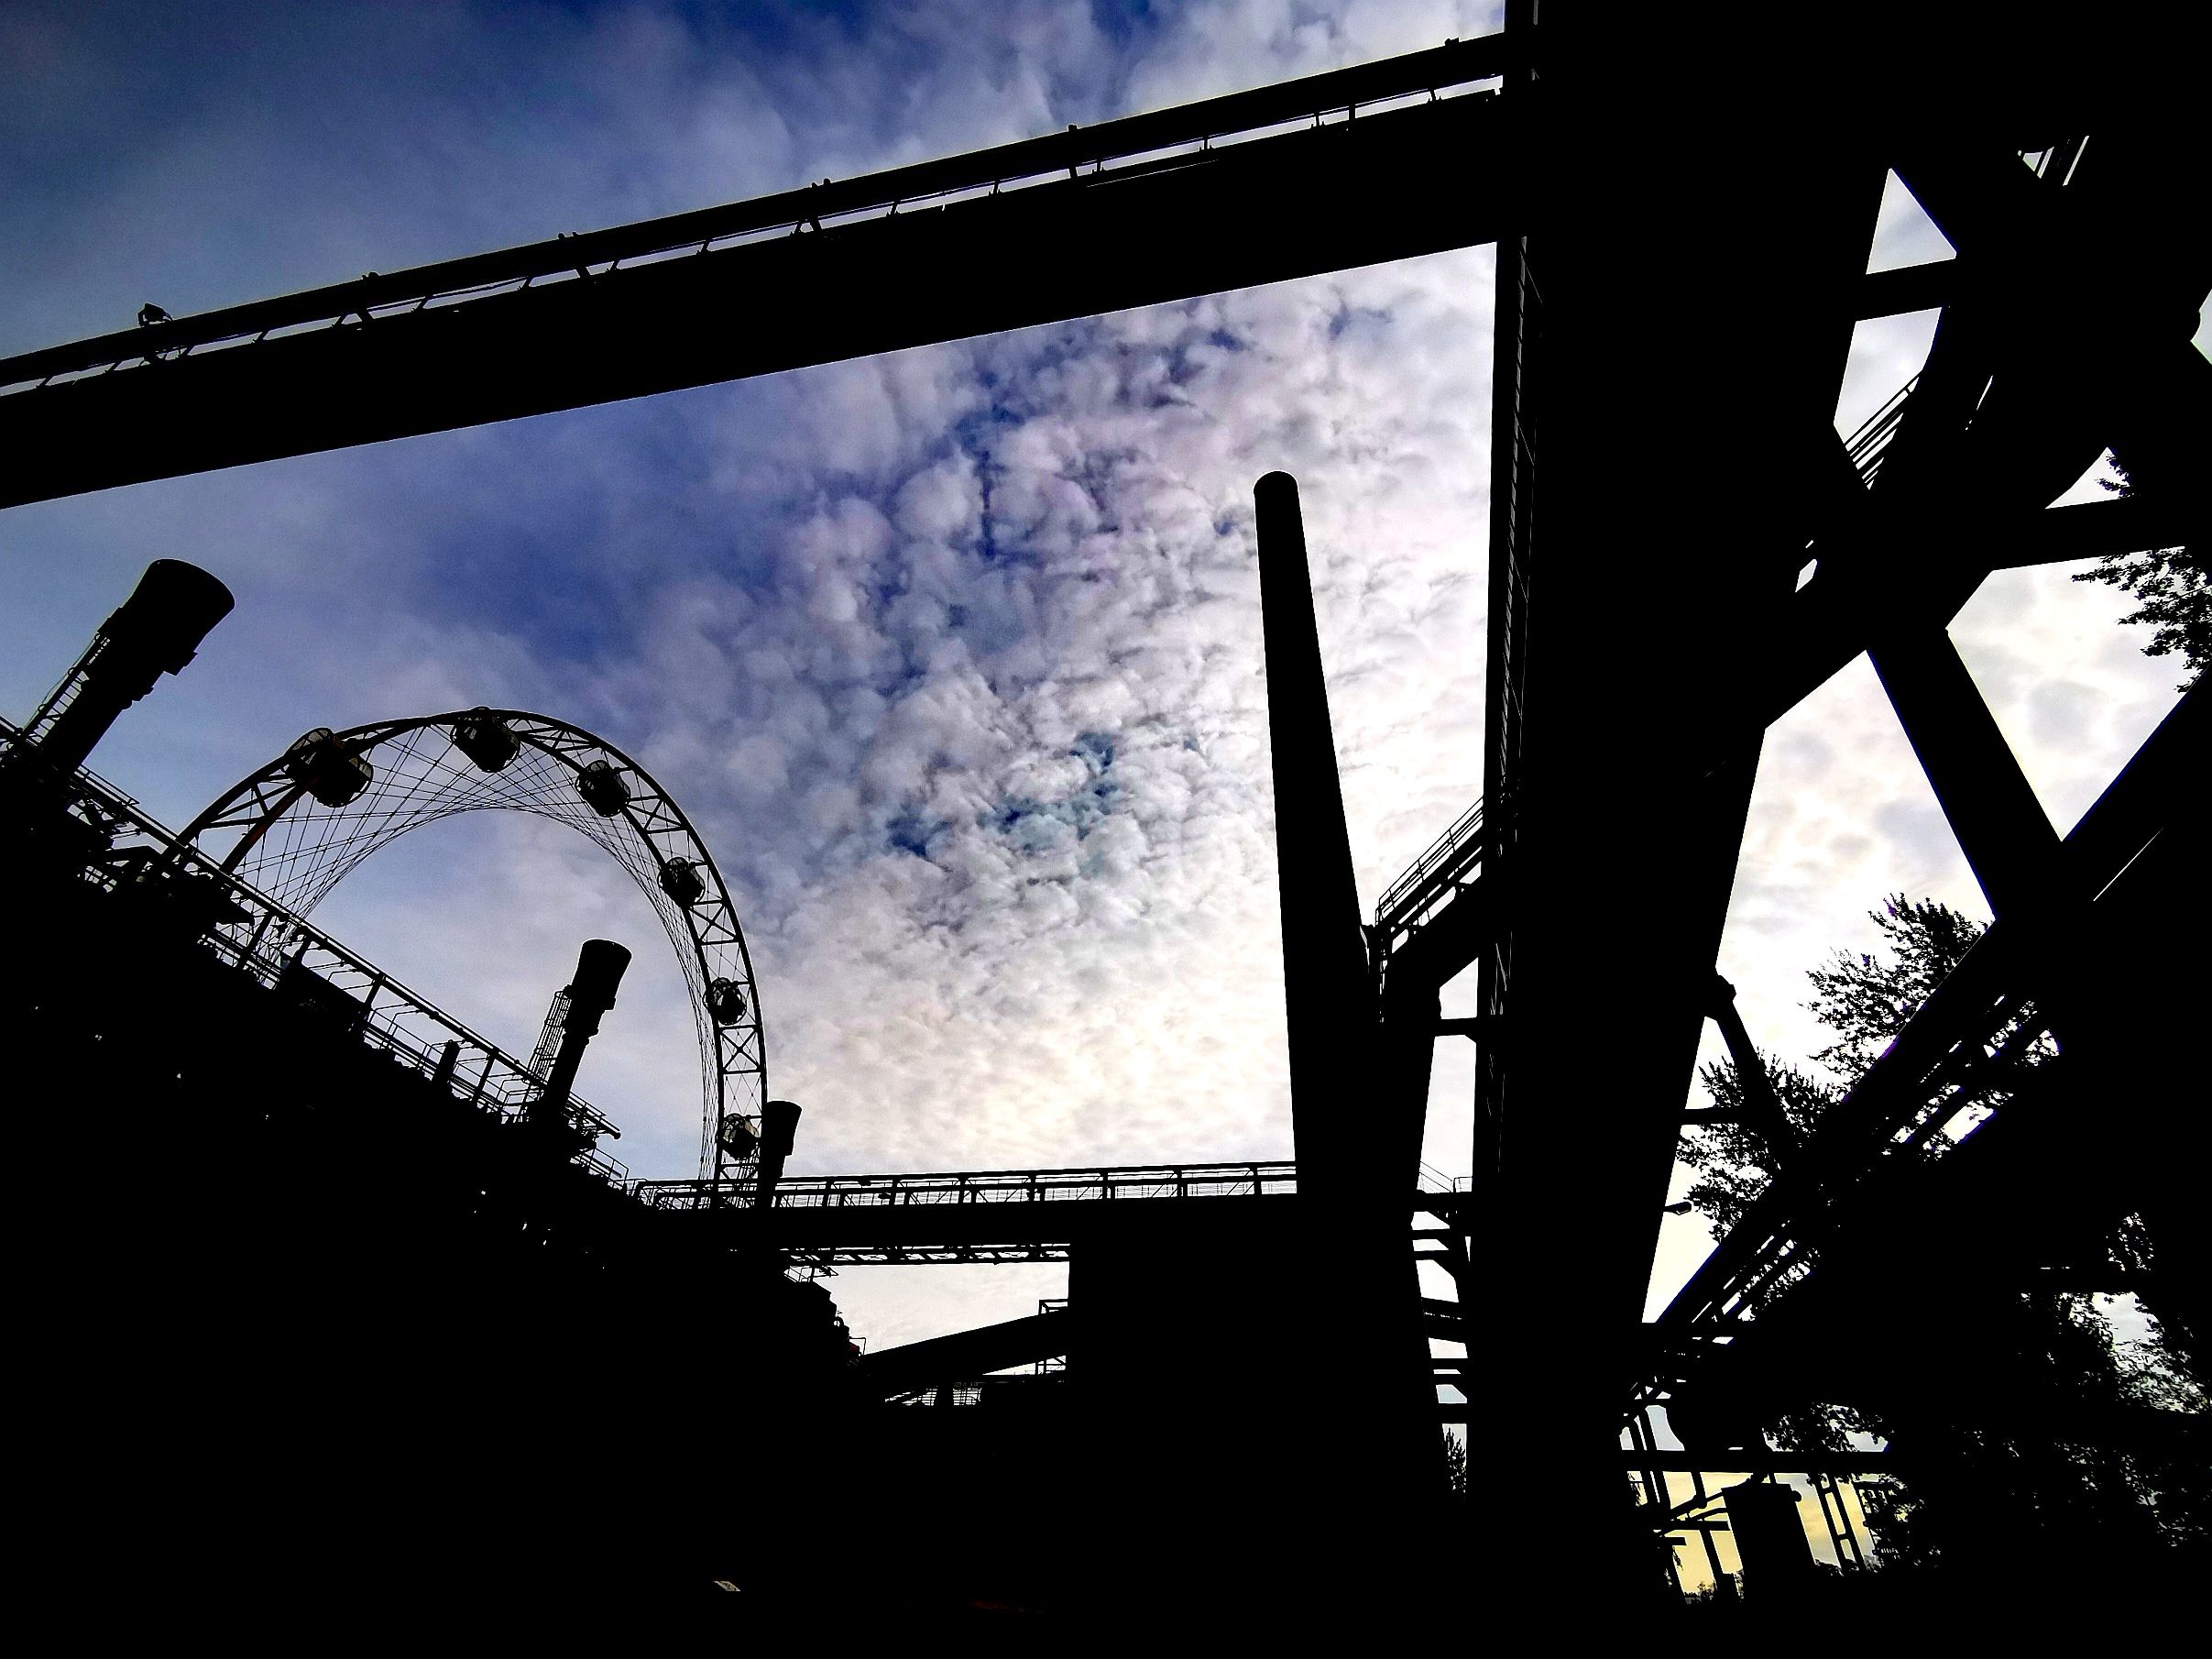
532,939,631,1126
29,560,234,774
1254,472,1373,1184
755,1099,802,1211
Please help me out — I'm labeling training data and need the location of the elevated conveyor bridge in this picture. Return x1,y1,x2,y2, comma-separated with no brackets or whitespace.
0,38,1520,506
633,1160,1473,1269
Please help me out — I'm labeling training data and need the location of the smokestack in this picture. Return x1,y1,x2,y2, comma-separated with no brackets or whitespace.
1254,474,1373,1187
29,561,235,775
754,1100,802,1211
533,939,631,1125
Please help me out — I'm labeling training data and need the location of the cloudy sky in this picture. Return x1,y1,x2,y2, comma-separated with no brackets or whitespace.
3,0,2197,1377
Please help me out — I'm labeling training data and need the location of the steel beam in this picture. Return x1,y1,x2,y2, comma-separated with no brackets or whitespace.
0,76,1516,506
1652,681,2205,1355
1869,628,2067,922
724,1189,1302,1258
855,1309,1072,1399
1463,3,1889,1608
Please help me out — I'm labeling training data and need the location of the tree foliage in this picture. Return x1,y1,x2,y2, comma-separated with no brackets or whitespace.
1676,1062,1837,1235
1840,1291,2205,1577
2071,457,2207,693
1678,892,2209,1578
1801,895,1985,1083
1678,895,1982,1234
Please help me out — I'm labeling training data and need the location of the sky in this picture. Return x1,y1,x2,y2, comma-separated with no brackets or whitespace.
3,0,2198,1442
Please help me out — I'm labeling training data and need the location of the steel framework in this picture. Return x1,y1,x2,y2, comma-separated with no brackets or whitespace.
173,710,766,1183
0,39,1517,505
0,714,630,1183
1443,5,2207,1602
641,1159,1302,1264
5,2,2206,1614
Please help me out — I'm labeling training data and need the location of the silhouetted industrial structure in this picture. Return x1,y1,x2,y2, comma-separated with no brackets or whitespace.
5,3,2206,1630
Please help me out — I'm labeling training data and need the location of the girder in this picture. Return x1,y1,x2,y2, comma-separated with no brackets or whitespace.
1651,680,2206,1355
1627,104,2209,1479
633,1161,1482,1269
856,1310,1071,1398
0,43,1517,507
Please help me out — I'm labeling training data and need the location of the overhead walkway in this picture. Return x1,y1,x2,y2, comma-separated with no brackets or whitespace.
856,1307,1073,1401
0,38,1518,505
1373,796,1484,961
635,1159,1474,1274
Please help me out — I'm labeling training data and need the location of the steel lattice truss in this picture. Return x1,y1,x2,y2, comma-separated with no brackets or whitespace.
176,710,765,1181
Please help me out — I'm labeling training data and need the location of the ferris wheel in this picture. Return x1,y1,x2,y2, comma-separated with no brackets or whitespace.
176,709,764,1185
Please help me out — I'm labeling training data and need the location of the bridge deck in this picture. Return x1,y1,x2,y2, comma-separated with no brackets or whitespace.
633,1161,1468,1265
0,42,1516,506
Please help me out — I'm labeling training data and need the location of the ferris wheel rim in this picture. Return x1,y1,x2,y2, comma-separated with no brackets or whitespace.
174,707,765,1182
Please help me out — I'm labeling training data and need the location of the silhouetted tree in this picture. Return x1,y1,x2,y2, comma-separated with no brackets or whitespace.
1678,895,1984,1232
1801,895,1988,1080
1676,1061,1836,1234
2072,457,2207,692
1681,895,2207,1578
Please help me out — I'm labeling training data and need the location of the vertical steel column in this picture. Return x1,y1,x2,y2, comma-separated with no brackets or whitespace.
1831,1476,1868,1571
1688,1467,1736,1600
1809,1473,1850,1569
1627,1409,1683,1599
1460,2,1882,1619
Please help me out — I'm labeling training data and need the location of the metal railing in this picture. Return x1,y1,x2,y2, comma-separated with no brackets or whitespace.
1374,795,1484,951
2,717,629,1186
1844,373,1918,487
0,37,1512,395
635,1159,1299,1212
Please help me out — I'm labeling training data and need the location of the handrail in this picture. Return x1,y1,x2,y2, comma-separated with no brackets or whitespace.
1374,795,1484,947
1,716,629,1184
635,1159,1301,1211
1843,372,1918,486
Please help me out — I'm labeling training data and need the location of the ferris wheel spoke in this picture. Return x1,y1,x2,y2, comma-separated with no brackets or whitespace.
177,707,769,1184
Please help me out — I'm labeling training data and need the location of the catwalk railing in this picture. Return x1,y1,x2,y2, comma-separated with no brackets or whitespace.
1844,372,1919,487
634,1159,1300,1212
634,1162,1478,1267
1369,368,1927,969
1374,796,1484,951
1,716,629,1185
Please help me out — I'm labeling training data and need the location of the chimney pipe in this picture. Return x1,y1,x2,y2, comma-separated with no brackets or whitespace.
31,561,235,775
754,1099,802,1211
1254,474,1372,1190
533,939,631,1126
